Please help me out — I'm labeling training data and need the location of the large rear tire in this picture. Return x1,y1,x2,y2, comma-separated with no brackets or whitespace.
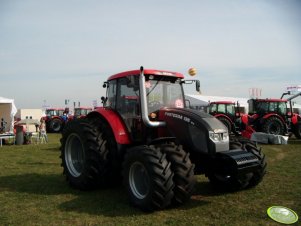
160,143,196,205
60,118,113,190
262,116,285,135
122,145,174,211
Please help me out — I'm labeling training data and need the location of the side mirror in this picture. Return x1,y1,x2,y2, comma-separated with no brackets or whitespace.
101,96,107,104
196,80,200,92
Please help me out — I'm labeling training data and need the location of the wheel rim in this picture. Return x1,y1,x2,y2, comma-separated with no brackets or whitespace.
129,162,150,199
52,120,61,131
65,133,84,177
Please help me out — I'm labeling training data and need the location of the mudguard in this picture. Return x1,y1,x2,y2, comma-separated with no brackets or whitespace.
89,108,131,144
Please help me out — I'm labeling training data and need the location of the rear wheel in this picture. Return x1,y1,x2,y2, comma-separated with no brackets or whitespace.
262,116,284,135
217,116,232,133
160,143,196,205
60,118,113,190
123,146,174,211
49,118,63,132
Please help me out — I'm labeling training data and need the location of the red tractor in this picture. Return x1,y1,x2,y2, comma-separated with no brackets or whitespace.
243,98,301,138
60,67,266,211
42,108,68,132
208,101,242,135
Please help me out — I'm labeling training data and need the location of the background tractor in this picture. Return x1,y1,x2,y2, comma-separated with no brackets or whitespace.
243,98,301,138
42,108,68,132
60,67,266,211
208,101,243,135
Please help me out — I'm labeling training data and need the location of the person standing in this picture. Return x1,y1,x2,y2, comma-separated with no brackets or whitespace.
39,119,48,143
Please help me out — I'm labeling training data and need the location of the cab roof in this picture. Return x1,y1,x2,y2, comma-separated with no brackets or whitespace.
210,101,235,104
252,98,287,102
108,69,184,81
46,108,65,111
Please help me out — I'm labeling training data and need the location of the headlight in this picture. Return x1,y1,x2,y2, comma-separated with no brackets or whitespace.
209,131,229,142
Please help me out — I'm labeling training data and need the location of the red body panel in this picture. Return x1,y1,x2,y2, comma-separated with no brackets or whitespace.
94,107,131,144
291,113,301,125
107,69,184,81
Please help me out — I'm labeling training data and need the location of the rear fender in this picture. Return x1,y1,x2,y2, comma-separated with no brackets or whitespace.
262,113,285,124
215,114,233,124
88,108,131,144
50,116,63,121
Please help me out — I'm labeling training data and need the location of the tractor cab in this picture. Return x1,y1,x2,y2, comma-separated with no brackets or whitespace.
74,107,92,118
248,99,287,118
209,101,236,118
102,69,187,141
45,108,65,117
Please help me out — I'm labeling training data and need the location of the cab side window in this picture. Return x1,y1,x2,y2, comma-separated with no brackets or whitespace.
106,80,117,109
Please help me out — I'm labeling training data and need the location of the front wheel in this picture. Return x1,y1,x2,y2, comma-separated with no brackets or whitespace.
293,122,301,139
123,146,174,211
160,143,196,205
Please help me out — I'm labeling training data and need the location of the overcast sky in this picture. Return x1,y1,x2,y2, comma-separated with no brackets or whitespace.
1,0,301,109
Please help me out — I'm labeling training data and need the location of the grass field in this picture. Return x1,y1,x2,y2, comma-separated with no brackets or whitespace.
0,134,300,226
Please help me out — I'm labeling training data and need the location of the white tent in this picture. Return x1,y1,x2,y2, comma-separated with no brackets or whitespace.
0,97,17,133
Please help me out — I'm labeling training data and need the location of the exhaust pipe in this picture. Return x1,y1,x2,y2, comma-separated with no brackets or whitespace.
139,66,166,128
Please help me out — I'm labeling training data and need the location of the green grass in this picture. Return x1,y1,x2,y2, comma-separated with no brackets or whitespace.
0,134,300,226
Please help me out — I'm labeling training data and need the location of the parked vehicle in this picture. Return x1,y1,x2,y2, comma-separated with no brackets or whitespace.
60,67,266,211
208,101,243,134
42,108,68,132
242,97,301,138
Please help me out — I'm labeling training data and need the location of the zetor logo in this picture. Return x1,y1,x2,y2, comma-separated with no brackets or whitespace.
164,112,194,125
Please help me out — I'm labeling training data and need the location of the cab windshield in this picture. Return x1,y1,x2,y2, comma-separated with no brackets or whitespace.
46,110,57,116
146,77,185,112
209,103,235,115
74,109,92,116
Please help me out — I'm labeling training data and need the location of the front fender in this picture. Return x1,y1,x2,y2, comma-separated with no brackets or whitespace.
88,108,131,144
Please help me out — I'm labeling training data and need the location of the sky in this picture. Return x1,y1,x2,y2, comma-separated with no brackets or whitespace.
1,0,301,109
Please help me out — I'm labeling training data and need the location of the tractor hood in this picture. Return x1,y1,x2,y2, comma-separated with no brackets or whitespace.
159,108,229,154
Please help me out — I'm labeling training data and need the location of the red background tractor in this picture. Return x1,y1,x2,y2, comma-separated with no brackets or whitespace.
242,98,301,138
208,101,243,134
42,108,69,132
